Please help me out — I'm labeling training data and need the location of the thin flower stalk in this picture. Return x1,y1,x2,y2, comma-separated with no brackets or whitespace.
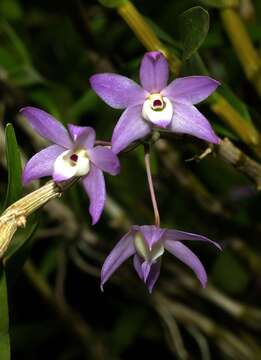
144,144,160,227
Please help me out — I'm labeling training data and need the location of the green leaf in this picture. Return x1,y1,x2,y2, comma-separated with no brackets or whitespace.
199,0,239,8
179,7,209,61
97,0,127,8
3,124,22,210
0,267,11,360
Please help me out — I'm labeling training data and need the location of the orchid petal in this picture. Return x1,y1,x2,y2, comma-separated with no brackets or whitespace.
90,73,147,109
22,145,64,185
82,165,106,225
133,255,161,293
111,105,151,154
165,241,207,287
52,150,79,182
170,102,220,144
89,146,120,175
162,76,220,104
146,260,161,293
101,231,136,290
68,124,95,149
20,107,72,148
133,254,143,280
139,225,165,250
140,51,169,92
163,229,221,250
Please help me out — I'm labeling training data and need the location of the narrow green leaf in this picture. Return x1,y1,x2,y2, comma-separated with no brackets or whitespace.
97,0,127,8
179,7,209,61
0,268,11,360
3,124,22,210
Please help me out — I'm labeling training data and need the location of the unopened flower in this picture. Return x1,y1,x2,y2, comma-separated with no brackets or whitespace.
20,107,120,224
90,51,220,154
101,225,221,293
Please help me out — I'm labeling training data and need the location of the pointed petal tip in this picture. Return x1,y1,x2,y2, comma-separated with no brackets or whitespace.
19,106,33,114
100,283,105,292
212,135,221,145
145,51,165,61
22,173,30,186
201,278,207,288
91,216,99,226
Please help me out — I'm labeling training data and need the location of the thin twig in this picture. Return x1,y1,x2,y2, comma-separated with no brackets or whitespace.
144,144,160,227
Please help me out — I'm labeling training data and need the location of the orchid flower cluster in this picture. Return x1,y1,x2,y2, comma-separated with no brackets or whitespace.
21,51,221,293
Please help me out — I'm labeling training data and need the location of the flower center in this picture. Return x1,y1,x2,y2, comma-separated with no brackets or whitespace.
54,148,90,180
142,93,173,128
134,231,164,262
153,99,163,108
70,154,78,163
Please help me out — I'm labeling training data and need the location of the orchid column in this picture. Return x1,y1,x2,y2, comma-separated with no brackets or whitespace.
90,51,222,292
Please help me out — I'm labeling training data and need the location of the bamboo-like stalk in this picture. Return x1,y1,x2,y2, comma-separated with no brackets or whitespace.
0,179,77,259
118,1,181,75
220,7,261,97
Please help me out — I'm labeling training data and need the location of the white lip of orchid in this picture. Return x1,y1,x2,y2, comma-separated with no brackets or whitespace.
54,148,90,178
142,93,173,126
134,232,164,262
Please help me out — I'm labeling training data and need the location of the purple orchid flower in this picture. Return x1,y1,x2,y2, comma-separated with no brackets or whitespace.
90,51,220,154
20,107,120,225
101,225,221,293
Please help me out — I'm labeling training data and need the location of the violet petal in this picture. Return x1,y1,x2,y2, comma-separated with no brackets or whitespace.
133,254,143,280
139,225,165,250
165,240,207,287
170,102,220,144
20,107,72,148
68,124,95,149
101,230,136,290
22,144,64,185
88,146,120,175
146,260,161,293
82,164,106,225
133,255,161,293
163,229,222,250
111,105,151,154
90,73,147,109
140,51,169,93
162,76,220,104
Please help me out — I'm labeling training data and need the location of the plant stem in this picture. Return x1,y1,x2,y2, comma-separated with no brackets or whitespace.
220,7,261,97
144,144,160,227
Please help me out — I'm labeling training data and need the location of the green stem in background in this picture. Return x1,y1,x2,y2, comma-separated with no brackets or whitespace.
144,144,160,227
117,1,181,75
115,0,261,156
220,7,261,97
